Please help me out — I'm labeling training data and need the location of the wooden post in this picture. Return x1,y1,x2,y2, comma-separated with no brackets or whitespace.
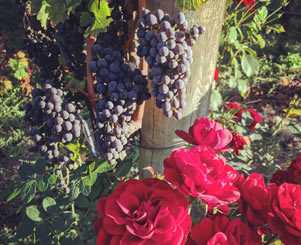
139,0,227,179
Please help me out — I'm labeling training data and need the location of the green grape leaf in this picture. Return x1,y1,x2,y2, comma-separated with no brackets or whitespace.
45,0,82,25
241,55,259,77
85,0,112,37
80,11,94,27
176,0,209,11
94,160,117,173
26,205,42,222
115,160,133,177
83,172,97,186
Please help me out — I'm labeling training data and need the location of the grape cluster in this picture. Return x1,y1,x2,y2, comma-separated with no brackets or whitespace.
89,47,150,164
24,82,82,162
23,17,65,88
136,9,205,119
55,14,86,81
95,0,132,55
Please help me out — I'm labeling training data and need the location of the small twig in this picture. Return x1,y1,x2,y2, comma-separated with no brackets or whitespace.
63,83,88,97
245,99,262,104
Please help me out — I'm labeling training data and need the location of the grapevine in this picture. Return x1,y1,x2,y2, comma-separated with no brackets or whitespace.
20,0,206,187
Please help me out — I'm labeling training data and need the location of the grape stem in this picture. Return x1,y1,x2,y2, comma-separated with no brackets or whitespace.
85,35,97,110
63,83,88,97
131,0,147,124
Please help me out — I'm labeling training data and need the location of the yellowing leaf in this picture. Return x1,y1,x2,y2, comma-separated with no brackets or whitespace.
177,0,209,11
284,108,301,117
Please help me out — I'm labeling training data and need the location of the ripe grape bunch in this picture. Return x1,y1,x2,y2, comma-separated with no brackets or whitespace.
136,9,205,119
95,0,132,54
23,17,65,88
89,47,150,164
55,14,87,81
24,82,82,163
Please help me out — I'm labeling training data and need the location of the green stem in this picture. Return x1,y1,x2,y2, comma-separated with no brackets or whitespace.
71,202,75,216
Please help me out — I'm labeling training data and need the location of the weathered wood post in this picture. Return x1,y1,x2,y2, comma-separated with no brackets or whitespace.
139,0,227,179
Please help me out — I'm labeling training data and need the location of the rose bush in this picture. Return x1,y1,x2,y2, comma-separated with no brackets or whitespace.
186,215,261,245
268,183,301,244
94,178,191,245
175,117,232,152
163,145,240,207
235,173,270,227
224,102,262,130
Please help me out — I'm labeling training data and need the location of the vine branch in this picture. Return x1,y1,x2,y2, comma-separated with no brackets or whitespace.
85,35,97,110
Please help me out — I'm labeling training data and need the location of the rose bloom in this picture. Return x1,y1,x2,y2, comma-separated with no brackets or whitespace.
214,68,219,82
235,173,270,227
94,178,191,244
186,215,261,245
287,154,301,185
175,117,233,152
236,0,256,11
270,170,289,186
268,183,301,244
229,132,249,155
164,145,240,207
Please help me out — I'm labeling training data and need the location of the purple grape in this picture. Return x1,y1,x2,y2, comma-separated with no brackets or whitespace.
175,12,185,25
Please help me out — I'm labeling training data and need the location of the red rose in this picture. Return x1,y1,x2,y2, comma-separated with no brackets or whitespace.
164,145,240,207
187,215,261,245
229,132,249,155
175,117,233,152
214,68,219,82
271,170,289,186
247,109,262,130
94,178,191,244
268,183,301,244
287,154,301,184
236,0,256,11
235,173,270,227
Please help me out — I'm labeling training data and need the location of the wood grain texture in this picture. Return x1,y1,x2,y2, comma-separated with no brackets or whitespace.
139,0,227,179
